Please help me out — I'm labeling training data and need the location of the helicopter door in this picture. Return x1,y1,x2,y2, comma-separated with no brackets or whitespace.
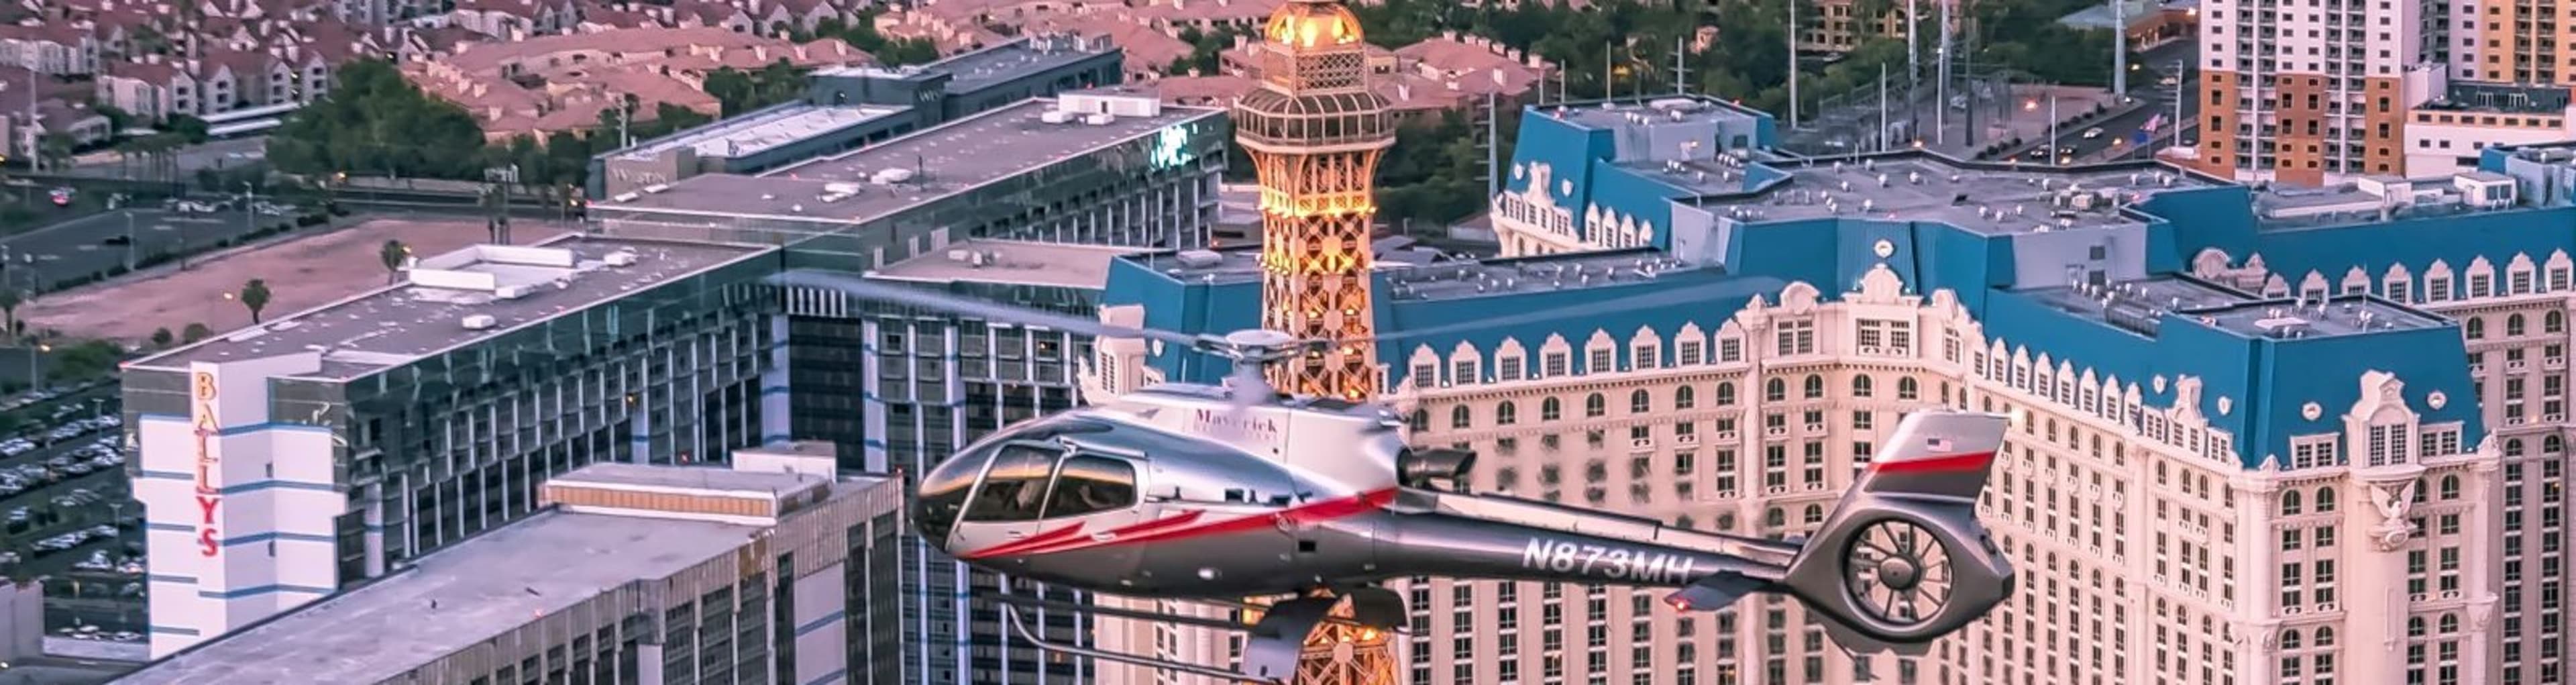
953,441,1061,570
1036,452,1150,578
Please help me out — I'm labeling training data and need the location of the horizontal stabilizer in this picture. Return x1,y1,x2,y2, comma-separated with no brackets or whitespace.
1663,572,1772,613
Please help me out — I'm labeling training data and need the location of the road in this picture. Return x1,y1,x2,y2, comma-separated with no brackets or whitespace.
62,138,267,180
0,207,266,293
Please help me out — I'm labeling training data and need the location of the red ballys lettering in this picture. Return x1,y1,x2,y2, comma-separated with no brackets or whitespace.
190,371,223,558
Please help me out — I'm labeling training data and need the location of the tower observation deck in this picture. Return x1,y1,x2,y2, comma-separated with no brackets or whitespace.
1235,1,1401,684
1236,0,1397,402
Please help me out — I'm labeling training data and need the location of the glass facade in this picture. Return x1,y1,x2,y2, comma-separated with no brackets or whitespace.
123,251,787,575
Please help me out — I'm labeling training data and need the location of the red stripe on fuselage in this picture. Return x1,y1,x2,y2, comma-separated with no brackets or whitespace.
981,488,1399,560
956,521,1090,560
1870,451,1996,475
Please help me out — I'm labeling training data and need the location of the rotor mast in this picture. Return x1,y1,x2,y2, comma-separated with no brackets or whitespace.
1236,0,1394,403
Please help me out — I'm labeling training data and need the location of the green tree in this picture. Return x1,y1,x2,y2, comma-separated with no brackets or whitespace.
379,240,408,284
35,133,72,172
237,279,270,324
266,59,488,181
164,114,209,144
149,327,173,349
181,322,211,343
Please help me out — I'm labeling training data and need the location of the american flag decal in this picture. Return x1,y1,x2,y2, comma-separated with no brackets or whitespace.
1925,437,1952,452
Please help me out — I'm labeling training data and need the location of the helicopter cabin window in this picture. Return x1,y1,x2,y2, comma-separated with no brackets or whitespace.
1042,456,1137,518
962,444,1058,522
914,443,1000,540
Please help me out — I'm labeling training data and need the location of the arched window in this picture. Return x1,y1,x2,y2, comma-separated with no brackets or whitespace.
2315,487,2336,512
1407,409,1428,432
2281,490,2303,515
2548,435,2566,454
2466,317,2486,339
2507,437,2527,458
1764,507,1786,528
2438,613,2459,634
2407,617,2426,637
1675,386,1697,409
1496,401,1519,425
1450,405,1472,429
1715,513,1736,531
1803,374,1825,399
1803,505,1825,525
2313,627,2334,646
1853,375,1875,398
1717,382,1737,406
1630,389,1652,413
2279,629,2303,651
1766,378,1787,402
2508,313,2528,337
2439,474,2460,499
2551,310,2566,334
1585,392,1607,417
1897,377,1921,401
1541,398,1562,421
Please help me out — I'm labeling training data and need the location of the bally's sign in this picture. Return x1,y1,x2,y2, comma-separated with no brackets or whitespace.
191,372,221,558
1193,409,1281,441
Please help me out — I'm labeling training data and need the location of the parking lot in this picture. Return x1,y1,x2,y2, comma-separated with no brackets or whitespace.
0,380,142,642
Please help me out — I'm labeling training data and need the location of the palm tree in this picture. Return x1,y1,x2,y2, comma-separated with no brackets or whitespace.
237,279,270,324
379,240,409,284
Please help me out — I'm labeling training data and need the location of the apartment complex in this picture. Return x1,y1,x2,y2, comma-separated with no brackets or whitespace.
1094,95,2532,684
404,26,871,141
123,237,788,657
118,454,908,685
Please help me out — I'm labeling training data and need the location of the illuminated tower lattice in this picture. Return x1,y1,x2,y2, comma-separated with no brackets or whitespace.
1236,0,1395,401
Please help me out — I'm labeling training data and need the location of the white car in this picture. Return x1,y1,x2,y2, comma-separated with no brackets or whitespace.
2082,127,2106,140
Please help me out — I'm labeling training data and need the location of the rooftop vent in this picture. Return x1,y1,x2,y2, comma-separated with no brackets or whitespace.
604,250,640,267
462,314,498,330
1040,110,1075,124
1084,113,1116,125
1175,250,1224,268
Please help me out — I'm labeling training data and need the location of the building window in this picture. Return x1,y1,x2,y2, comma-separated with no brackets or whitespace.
1497,401,1519,425
1585,393,1607,418
1775,320,1815,356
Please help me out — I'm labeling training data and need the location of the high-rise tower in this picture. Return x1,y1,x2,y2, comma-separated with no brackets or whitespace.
1235,0,1395,401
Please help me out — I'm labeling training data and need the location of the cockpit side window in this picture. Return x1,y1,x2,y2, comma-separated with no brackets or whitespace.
1042,456,1138,518
962,444,1057,522
915,443,999,541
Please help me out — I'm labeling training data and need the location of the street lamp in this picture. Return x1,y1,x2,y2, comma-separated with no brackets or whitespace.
29,342,49,393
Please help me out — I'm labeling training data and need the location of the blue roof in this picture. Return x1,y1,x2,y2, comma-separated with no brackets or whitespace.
1099,102,2576,472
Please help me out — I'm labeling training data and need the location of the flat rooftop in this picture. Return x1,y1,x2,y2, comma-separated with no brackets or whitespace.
551,462,828,497
128,237,772,380
873,239,1142,288
2017,276,2448,339
621,103,903,160
2251,174,2532,229
1545,97,1764,132
932,35,1112,93
1699,156,2215,235
1128,246,1748,302
594,99,1220,221
117,509,764,685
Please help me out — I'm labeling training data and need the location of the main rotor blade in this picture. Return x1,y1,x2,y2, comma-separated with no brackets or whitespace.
771,270,1202,348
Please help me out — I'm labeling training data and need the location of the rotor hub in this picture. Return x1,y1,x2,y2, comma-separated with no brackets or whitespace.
1224,329,1300,350
1876,558,1923,591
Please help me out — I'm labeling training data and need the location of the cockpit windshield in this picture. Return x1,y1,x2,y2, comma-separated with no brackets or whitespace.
963,445,1058,521
914,442,996,543
914,417,1123,545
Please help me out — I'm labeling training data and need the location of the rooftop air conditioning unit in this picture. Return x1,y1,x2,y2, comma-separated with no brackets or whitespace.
494,284,531,300
1084,113,1115,125
1040,110,1075,124
604,250,640,267
462,315,498,330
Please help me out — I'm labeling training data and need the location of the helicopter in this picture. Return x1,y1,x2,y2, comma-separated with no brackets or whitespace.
773,270,2016,685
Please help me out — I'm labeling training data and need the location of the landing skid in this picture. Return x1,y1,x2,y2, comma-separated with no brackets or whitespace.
985,587,1406,684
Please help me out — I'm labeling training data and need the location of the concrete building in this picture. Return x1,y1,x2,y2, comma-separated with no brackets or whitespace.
2189,0,2414,184
1094,96,2524,685
121,236,788,657
2400,77,2576,177
587,80,1222,685
115,456,908,685
588,33,1128,198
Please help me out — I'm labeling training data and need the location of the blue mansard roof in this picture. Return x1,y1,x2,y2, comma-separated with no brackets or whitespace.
1096,103,2576,471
